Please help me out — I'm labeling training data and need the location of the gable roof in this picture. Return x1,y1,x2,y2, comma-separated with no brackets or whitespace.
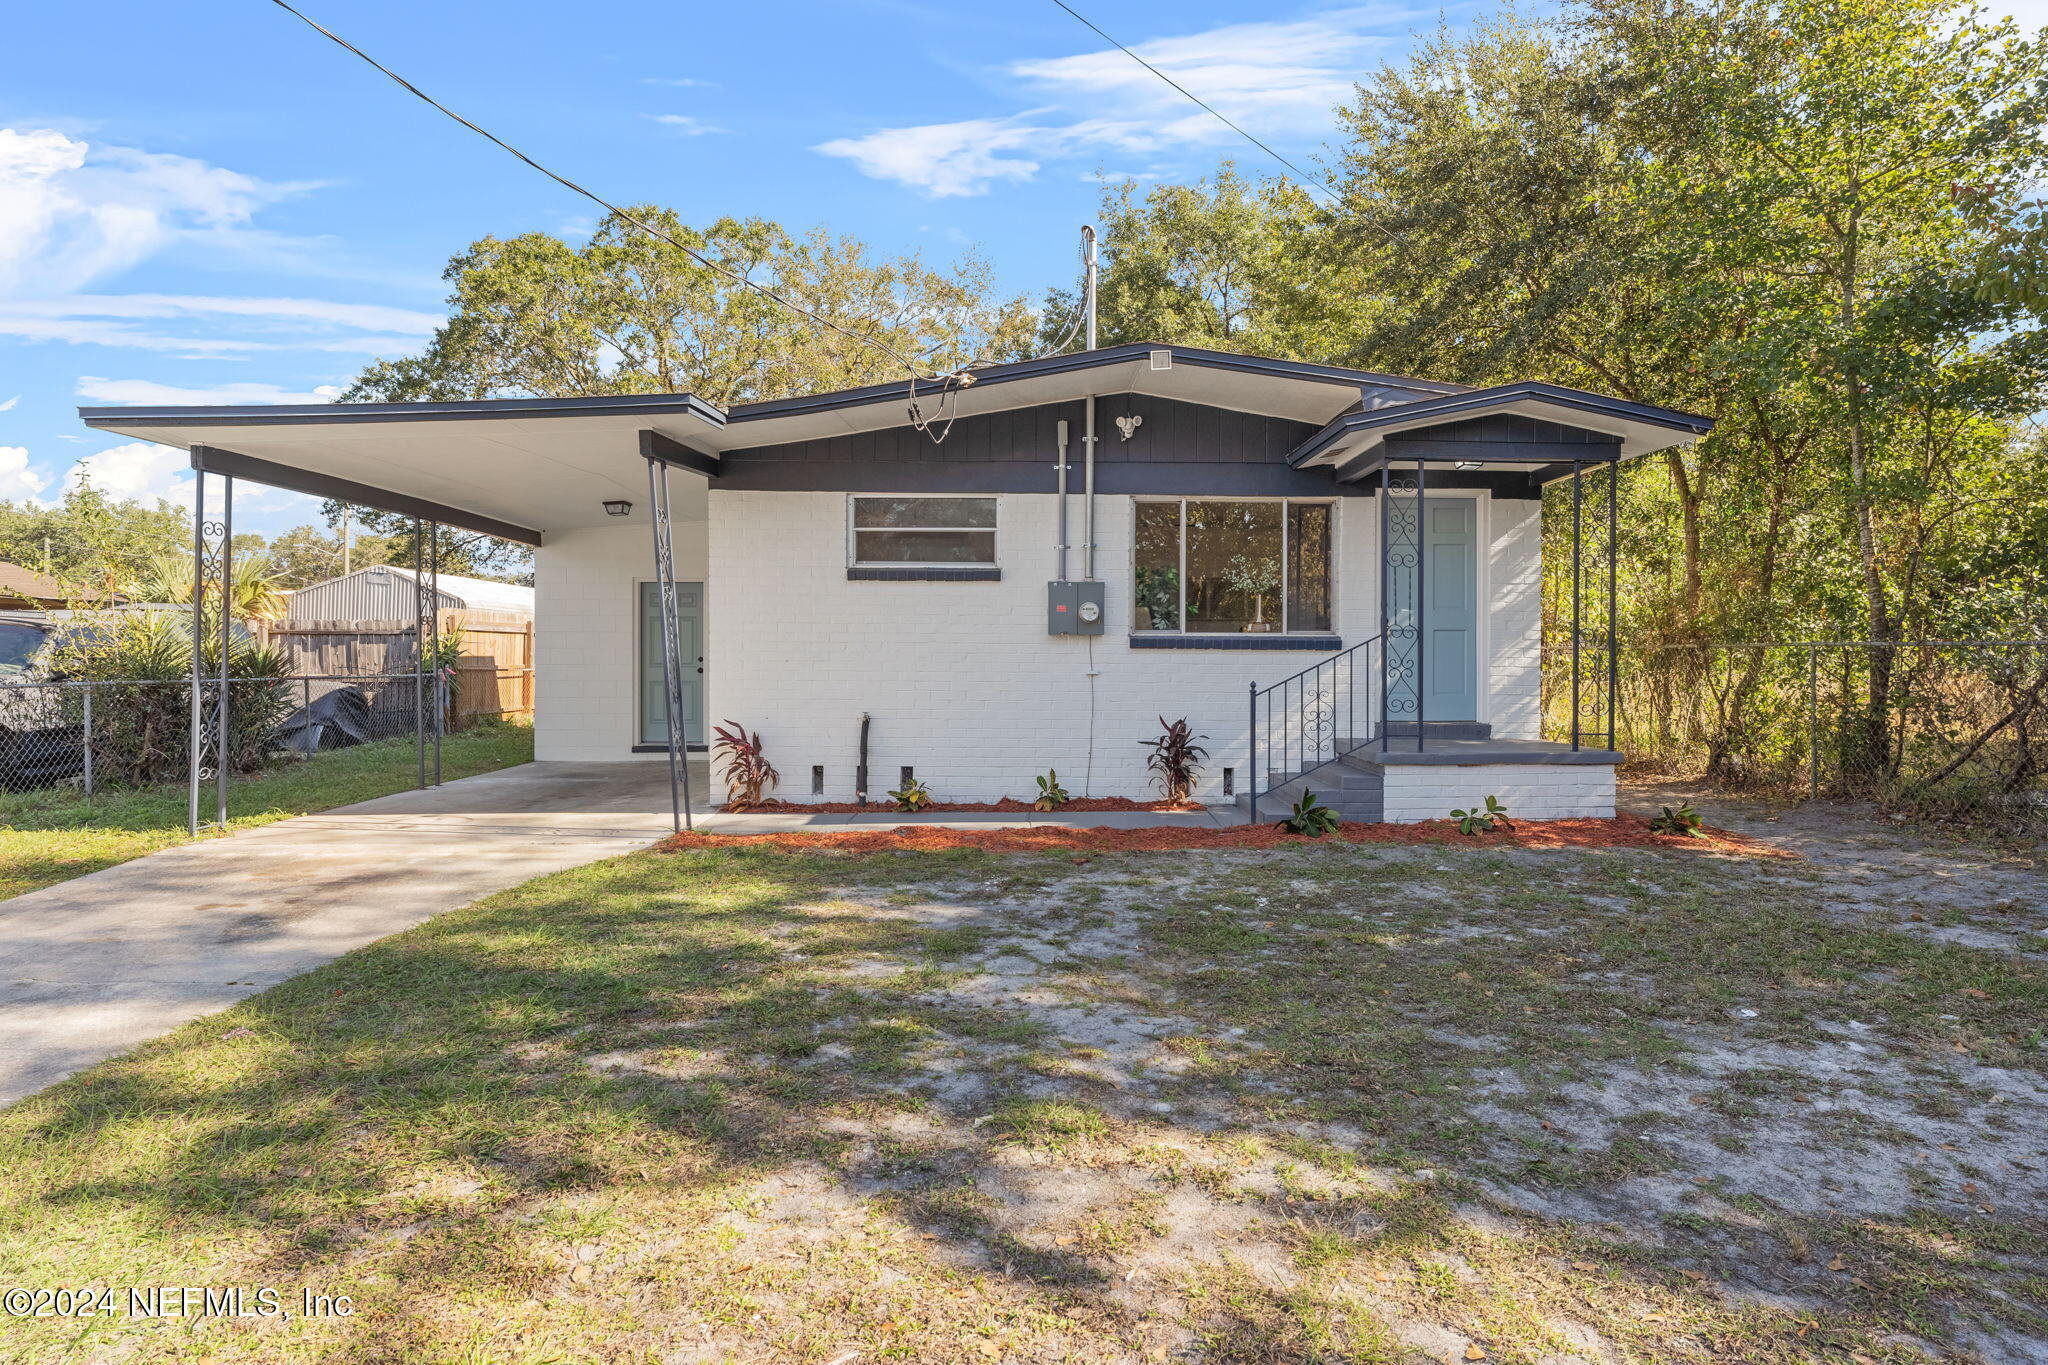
1288,381,1715,474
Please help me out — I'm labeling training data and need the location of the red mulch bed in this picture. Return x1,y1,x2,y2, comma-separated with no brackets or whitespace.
719,797,1200,814
659,813,1786,859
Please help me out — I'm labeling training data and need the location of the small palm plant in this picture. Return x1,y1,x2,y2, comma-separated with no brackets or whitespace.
1450,795,1511,835
889,776,934,812
1033,769,1070,811
1650,802,1707,837
1278,790,1342,837
1140,716,1208,804
711,720,781,809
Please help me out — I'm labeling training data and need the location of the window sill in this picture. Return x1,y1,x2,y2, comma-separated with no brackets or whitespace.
847,566,1001,582
1129,633,1343,651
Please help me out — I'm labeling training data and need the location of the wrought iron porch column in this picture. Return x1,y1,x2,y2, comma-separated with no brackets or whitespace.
1415,460,1427,753
413,519,427,789
429,521,442,785
1571,459,1584,751
1379,462,1391,754
216,475,232,827
645,456,694,833
1606,458,1619,752
187,471,233,836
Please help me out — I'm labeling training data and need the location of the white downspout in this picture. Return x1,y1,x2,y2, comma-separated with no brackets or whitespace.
1081,224,1099,580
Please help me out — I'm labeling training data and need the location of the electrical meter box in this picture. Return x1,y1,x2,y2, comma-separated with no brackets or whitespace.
1047,580,1105,636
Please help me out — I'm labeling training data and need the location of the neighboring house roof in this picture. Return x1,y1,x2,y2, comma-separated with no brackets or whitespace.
0,560,76,607
285,565,534,619
76,341,1714,543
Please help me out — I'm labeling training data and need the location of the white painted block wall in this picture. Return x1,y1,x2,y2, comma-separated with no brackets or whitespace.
674,489,1546,804
532,499,708,763
1375,763,1616,824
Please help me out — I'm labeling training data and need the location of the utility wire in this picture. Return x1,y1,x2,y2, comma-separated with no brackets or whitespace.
1045,0,1401,247
263,0,980,434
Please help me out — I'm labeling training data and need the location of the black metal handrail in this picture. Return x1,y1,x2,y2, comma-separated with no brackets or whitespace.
1247,633,1383,818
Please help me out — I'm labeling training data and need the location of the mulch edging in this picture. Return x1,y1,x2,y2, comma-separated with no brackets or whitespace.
718,797,1199,814
658,813,1786,858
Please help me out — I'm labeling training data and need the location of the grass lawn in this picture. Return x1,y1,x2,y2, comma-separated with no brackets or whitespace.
0,724,535,902
0,821,2042,1363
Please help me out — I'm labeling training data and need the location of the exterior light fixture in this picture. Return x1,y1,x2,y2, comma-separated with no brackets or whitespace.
1454,461,1483,470
603,500,633,517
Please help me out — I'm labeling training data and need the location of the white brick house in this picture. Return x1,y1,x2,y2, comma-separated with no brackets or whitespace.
82,343,1712,822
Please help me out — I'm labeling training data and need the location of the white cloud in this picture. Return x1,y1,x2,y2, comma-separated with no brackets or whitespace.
0,128,314,299
0,293,438,360
0,395,17,411
643,76,719,88
76,377,342,406
815,8,1398,195
7,294,441,333
64,441,193,507
818,118,1050,198
0,447,53,502
648,114,726,136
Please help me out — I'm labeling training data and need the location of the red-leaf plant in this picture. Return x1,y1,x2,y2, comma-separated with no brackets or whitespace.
712,720,781,809
1140,715,1209,805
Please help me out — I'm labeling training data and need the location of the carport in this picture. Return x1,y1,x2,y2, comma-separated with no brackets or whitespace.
82,394,736,836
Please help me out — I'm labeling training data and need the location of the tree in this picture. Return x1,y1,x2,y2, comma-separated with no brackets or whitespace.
0,480,191,602
345,210,1038,406
1579,0,2048,761
262,524,400,589
1038,166,1355,360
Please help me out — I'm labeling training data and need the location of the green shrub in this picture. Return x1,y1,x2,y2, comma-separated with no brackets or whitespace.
43,612,294,787
1278,790,1342,837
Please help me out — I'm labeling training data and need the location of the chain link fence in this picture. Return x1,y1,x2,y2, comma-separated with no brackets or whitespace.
1547,639,2048,835
0,673,443,799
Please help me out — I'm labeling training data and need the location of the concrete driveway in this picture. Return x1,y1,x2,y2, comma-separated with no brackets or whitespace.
0,761,696,1107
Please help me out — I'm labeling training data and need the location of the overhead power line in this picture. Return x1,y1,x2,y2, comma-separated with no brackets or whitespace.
1045,0,1401,247
263,0,980,436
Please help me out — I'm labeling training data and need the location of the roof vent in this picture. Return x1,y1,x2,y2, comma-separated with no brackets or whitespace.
1148,349,1173,371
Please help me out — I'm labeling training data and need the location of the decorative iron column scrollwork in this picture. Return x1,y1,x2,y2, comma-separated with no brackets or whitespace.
186,472,233,835
1381,473,1421,744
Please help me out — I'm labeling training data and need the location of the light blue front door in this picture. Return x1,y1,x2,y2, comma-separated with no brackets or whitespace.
639,581,705,746
1387,498,1479,724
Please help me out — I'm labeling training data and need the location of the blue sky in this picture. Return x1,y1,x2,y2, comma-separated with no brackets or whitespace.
5,0,2044,536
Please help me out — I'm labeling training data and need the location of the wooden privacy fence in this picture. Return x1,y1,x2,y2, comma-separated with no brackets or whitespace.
260,609,535,727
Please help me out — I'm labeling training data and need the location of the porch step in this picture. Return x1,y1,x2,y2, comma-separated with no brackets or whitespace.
1372,721,1493,741
1236,767,1385,822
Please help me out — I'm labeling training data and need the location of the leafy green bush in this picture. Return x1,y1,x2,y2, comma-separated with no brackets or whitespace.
888,776,933,812
1450,795,1511,835
1033,768,1070,811
1648,802,1707,838
1278,790,1342,837
42,612,295,787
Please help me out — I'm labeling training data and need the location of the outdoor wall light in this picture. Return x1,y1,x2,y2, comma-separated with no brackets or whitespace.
603,500,633,517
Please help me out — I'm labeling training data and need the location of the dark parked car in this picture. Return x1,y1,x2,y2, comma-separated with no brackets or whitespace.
0,614,84,788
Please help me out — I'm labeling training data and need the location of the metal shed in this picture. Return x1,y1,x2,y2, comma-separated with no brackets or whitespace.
284,565,532,624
